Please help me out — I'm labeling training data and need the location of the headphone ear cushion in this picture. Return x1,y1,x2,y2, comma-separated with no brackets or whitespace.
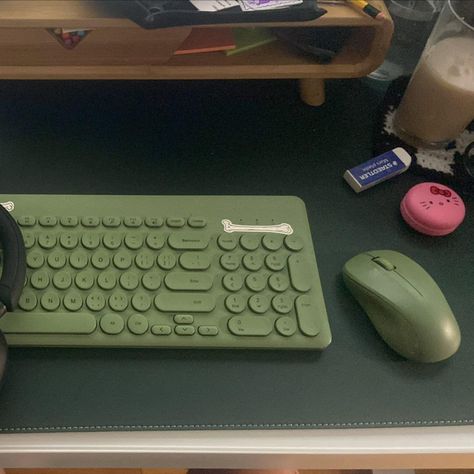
0,204,26,311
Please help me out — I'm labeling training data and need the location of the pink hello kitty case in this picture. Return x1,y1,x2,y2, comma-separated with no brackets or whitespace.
400,183,466,236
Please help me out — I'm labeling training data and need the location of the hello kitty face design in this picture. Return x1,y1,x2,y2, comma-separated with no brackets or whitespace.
419,185,463,210
400,182,466,236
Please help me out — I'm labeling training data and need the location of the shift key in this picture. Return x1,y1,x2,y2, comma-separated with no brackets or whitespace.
155,293,215,312
0,313,97,334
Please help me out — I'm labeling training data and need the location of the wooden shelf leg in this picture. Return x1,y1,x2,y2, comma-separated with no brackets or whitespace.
299,78,325,106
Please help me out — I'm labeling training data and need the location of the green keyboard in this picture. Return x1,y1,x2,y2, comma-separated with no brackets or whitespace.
0,195,331,350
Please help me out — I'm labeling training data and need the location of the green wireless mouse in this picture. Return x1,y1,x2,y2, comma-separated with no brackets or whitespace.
342,250,461,363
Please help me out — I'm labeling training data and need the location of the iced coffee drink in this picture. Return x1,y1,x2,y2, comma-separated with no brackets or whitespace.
394,0,474,148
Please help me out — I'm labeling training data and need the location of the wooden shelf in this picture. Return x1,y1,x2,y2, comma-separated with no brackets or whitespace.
0,1,389,28
0,0,393,105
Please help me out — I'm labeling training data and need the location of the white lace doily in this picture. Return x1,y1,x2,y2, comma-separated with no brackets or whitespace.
384,107,474,176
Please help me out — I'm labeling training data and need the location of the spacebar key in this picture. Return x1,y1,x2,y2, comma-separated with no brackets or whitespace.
0,313,97,334
155,293,216,312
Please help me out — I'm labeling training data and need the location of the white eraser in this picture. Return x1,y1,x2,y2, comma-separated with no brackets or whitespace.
344,147,412,193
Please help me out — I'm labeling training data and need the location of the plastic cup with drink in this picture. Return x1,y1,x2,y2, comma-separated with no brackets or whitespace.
393,0,474,148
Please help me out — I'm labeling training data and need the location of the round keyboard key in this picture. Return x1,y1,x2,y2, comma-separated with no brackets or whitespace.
285,235,304,251
135,251,154,270
63,291,83,311
53,270,72,290
47,250,67,269
109,291,128,312
217,234,238,251
38,233,57,249
166,217,185,228
41,292,60,311
248,294,270,314
86,292,106,312
151,325,172,336
268,273,290,293
225,294,246,314
175,325,196,336
146,233,165,250
188,217,207,228
245,273,266,292
60,216,78,227
265,252,287,271
157,252,176,270
69,250,88,269
145,217,163,228
198,326,219,336
275,316,297,336
82,216,100,227
142,271,162,291
174,314,194,324
27,251,45,269
128,314,149,335
17,216,36,227
168,234,209,251
39,216,57,227
228,316,272,336
113,251,132,270
60,232,79,249
262,234,283,251
18,292,37,311
100,313,125,335
222,273,243,292
179,252,211,270
91,250,110,270
22,232,35,249
103,233,122,250
220,254,240,271
102,216,121,227
242,253,263,271
124,216,142,228
75,271,95,290
30,270,50,290
272,295,293,314
125,233,144,250
119,271,139,290
131,292,152,312
97,271,117,290
81,233,101,249
240,234,259,251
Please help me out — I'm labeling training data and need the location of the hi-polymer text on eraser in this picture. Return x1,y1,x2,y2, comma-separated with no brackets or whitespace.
343,147,412,193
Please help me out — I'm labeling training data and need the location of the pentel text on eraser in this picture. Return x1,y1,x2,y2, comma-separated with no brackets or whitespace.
343,147,412,193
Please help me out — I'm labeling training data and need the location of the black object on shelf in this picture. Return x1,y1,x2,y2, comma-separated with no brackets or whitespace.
113,0,326,29
274,27,352,64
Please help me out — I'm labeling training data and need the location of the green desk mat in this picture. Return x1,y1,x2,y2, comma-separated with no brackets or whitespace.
0,79,472,433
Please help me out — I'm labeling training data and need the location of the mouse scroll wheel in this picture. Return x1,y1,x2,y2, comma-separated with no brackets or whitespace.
372,257,395,271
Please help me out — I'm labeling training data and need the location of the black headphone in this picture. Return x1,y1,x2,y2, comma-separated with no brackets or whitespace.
0,202,27,381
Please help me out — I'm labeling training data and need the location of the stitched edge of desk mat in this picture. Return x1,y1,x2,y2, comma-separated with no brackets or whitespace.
0,418,473,433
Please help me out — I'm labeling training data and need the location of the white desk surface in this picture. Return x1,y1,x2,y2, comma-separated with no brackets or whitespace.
0,426,474,469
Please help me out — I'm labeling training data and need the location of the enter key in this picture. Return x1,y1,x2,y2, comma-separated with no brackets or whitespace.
165,272,213,291
295,295,321,337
